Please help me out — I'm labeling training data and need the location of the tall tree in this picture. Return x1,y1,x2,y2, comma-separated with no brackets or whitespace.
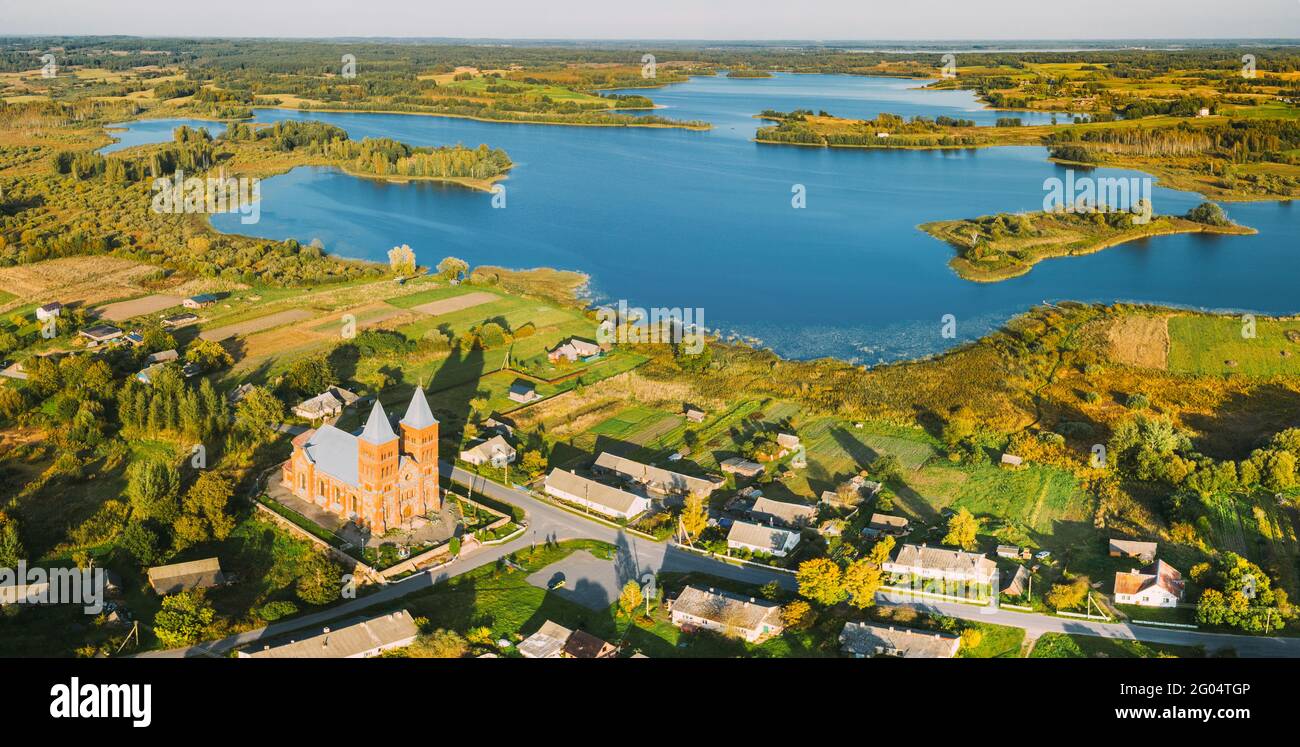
387,244,417,275
436,256,469,282
618,580,644,617
943,507,979,551
125,458,181,522
680,491,708,541
797,558,845,606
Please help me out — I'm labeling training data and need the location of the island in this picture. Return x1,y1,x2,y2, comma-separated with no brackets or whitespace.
920,202,1256,282
754,109,1042,148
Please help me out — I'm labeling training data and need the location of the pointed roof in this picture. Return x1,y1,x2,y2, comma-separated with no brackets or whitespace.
400,385,438,430
358,399,397,444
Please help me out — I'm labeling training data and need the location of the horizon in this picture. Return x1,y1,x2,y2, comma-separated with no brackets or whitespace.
4,0,1299,40
4,35,1300,44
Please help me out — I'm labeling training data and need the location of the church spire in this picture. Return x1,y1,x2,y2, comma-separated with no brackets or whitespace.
358,399,397,444
401,384,438,430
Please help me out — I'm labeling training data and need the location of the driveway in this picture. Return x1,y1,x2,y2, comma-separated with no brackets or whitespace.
527,550,623,611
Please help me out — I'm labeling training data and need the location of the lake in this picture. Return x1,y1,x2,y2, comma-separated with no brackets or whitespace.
101,118,227,154
141,72,1295,363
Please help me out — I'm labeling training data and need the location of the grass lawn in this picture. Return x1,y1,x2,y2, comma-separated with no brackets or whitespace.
1116,604,1199,626
1029,632,1204,658
1168,314,1300,377
958,620,1027,658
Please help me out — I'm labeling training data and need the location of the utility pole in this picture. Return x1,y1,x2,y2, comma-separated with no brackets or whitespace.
115,621,140,656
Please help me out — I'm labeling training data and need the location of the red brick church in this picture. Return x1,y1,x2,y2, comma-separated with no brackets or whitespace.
281,387,440,532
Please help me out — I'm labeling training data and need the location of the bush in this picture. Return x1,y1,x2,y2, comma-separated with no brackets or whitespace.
256,600,299,622
1185,201,1232,227
1126,393,1151,410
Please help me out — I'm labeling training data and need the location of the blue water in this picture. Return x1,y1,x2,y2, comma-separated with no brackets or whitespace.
100,118,228,154
99,72,1289,364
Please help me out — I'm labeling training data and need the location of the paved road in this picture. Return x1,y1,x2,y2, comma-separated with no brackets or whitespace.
888,596,1300,657
139,464,1300,658
138,464,792,657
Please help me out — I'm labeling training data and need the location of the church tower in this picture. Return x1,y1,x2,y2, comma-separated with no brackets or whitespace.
399,385,440,513
357,399,399,527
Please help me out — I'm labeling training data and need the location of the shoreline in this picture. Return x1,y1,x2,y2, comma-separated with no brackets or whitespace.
255,103,711,131
922,217,1259,283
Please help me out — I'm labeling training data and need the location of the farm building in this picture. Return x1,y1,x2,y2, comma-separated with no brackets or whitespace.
543,468,650,520
593,451,723,497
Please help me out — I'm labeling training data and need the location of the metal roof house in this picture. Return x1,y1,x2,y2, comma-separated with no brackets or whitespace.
1114,560,1184,608
507,380,540,404
839,622,960,658
726,519,801,557
882,543,998,587
593,451,723,497
543,468,650,520
459,434,516,467
239,610,419,658
669,585,783,643
1109,538,1158,564
147,557,227,595
748,496,818,528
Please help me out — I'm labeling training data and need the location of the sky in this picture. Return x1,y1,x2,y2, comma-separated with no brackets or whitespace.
2,0,1299,40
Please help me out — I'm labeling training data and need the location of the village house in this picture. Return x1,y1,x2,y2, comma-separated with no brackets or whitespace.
481,416,515,437
135,362,170,385
775,432,801,455
1001,564,1031,597
593,451,724,497
147,557,227,595
684,406,706,423
726,519,801,557
543,468,650,520
546,337,603,363
145,349,179,365
459,434,516,467
239,610,419,659
518,620,573,659
1000,453,1024,468
562,629,618,659
748,496,818,528
720,457,764,478
669,585,783,643
839,622,960,658
125,331,145,346
292,386,360,421
79,324,124,347
281,388,441,533
1114,560,1185,608
863,513,910,539
883,543,998,587
1109,538,1158,564
183,293,219,309
161,312,199,328
997,544,1027,560
818,518,846,537
36,302,62,322
508,380,540,404
227,382,255,404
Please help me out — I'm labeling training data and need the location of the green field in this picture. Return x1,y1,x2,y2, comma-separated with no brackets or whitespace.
1169,314,1300,376
443,76,615,107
